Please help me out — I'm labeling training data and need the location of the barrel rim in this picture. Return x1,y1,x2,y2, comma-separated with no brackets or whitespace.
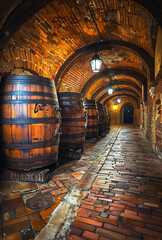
1,75,53,82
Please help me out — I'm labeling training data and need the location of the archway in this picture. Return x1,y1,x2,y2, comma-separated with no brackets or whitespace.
122,104,134,124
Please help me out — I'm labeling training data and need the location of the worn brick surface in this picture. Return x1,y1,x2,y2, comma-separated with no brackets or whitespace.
67,126,162,240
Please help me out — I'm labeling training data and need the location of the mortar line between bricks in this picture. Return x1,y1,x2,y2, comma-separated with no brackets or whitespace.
56,127,122,239
35,127,121,240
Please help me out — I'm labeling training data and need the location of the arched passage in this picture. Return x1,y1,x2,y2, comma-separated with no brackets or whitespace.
122,104,134,124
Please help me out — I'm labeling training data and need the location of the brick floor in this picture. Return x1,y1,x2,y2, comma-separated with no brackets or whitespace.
1,125,162,239
0,126,119,239
66,126,162,240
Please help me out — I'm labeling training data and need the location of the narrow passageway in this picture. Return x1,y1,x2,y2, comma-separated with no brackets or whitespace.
65,125,162,240
1,125,162,240
35,125,162,240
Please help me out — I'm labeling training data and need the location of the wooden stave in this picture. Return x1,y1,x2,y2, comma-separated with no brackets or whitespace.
0,75,60,171
58,92,86,151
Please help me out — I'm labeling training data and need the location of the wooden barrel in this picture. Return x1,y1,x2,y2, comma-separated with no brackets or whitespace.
58,92,86,154
83,99,99,139
103,106,109,134
0,75,61,170
97,103,106,137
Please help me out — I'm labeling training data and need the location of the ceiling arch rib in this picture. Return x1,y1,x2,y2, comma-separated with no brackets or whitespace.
103,93,139,107
81,68,147,101
97,89,140,103
91,81,142,100
56,40,154,89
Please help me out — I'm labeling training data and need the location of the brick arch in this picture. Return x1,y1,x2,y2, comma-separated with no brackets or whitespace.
91,81,142,100
103,93,139,107
97,88,140,103
81,69,147,101
0,0,161,60
56,40,154,89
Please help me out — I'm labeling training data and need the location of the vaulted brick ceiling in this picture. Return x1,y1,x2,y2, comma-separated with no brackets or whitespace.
0,0,160,106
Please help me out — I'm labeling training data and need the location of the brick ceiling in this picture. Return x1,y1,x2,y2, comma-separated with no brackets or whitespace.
0,0,160,105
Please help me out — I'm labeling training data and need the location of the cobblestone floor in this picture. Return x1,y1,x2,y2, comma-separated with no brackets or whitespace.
0,126,119,240
1,125,162,240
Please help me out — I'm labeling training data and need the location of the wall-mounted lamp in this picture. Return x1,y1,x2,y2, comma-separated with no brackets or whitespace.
149,87,155,98
90,54,102,72
108,88,113,95
117,98,121,103
114,104,117,111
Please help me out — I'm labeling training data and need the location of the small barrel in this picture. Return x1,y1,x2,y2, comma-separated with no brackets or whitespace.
58,92,86,156
103,106,109,134
0,75,61,170
97,103,106,137
83,99,99,139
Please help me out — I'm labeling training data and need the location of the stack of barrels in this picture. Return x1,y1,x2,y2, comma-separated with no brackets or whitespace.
0,75,111,175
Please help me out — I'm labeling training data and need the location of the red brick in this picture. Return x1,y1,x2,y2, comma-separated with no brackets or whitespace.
145,223,162,232
75,216,103,227
55,180,64,188
109,215,118,220
82,231,99,240
106,210,121,216
81,204,95,211
66,235,84,240
124,210,137,216
99,237,111,240
82,200,94,205
135,227,162,237
72,221,95,232
95,195,107,198
77,208,100,216
77,211,90,218
121,213,142,221
96,228,126,240
90,215,117,225
144,218,162,226
70,227,83,235
104,223,131,236
138,213,150,218
109,203,125,209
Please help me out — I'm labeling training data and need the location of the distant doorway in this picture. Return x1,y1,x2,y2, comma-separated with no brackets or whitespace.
122,104,134,124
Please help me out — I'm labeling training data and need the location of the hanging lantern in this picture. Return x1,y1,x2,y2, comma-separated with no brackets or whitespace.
90,54,102,72
117,98,121,103
114,105,117,110
108,88,113,95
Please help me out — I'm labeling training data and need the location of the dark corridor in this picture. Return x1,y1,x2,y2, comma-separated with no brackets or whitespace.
123,104,134,124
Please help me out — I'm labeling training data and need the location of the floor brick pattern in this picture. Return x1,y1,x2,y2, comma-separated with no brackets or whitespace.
0,127,118,239
67,126,162,240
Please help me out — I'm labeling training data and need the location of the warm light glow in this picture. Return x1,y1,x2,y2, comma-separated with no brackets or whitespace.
114,104,117,110
117,98,121,103
108,88,113,95
90,54,102,72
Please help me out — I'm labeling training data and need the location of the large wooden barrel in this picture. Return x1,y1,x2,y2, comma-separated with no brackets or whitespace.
103,106,109,134
83,99,99,139
0,75,61,170
58,92,86,156
97,103,106,137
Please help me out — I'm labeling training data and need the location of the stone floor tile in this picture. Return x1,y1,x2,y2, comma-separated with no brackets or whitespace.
4,232,22,240
0,181,11,195
28,212,45,232
10,182,30,192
